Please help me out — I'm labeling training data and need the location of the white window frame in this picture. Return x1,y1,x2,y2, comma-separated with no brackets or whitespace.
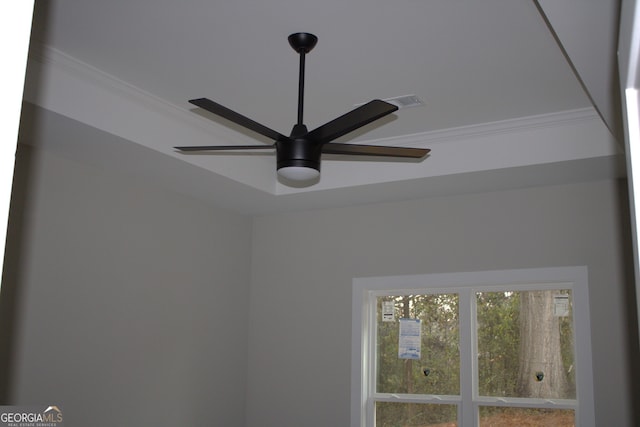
351,266,595,427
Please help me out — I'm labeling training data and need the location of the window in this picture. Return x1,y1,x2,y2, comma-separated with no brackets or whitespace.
351,267,594,427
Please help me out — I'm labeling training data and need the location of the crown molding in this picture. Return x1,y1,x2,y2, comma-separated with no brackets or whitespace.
364,107,607,148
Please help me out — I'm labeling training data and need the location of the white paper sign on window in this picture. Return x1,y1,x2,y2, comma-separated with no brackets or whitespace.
553,295,570,317
382,301,395,322
398,318,421,359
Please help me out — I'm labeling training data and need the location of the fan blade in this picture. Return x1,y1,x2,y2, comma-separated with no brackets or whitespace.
306,100,398,144
189,98,287,142
175,144,275,152
322,143,430,158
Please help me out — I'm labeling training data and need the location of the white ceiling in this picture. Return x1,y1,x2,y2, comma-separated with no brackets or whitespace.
19,0,623,214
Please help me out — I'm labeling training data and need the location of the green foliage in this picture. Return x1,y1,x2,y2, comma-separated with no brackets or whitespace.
476,291,521,396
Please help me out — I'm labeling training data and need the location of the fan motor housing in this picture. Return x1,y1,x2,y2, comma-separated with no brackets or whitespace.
276,139,322,172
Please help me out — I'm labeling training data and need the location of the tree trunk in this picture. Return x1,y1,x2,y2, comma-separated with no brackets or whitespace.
517,291,569,398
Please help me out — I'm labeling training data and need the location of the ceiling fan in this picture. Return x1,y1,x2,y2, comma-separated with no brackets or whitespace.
175,33,430,182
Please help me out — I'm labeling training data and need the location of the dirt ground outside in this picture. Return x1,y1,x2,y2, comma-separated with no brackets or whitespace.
428,409,574,427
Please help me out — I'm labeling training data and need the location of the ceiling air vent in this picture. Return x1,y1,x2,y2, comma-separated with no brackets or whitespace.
383,94,424,109
355,94,424,109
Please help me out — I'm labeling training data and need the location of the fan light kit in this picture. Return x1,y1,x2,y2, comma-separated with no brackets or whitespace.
278,165,320,181
175,33,430,183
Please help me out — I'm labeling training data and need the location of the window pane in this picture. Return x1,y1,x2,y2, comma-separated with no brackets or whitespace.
478,406,574,426
377,294,459,395
476,290,575,399
376,402,457,427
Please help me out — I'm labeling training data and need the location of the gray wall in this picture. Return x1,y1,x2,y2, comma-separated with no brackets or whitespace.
2,140,637,426
1,145,253,426
247,180,638,427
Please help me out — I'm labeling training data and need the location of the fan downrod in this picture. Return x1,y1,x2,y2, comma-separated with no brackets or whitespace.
288,33,318,54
